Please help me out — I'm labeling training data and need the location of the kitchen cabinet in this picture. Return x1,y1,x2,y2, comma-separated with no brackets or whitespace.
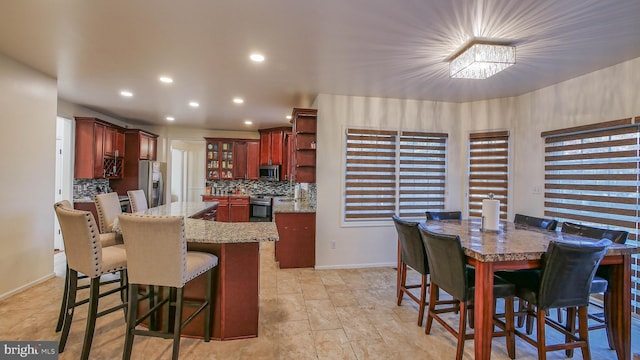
275,212,316,268
259,127,291,168
125,130,157,161
233,140,260,180
205,138,235,180
290,108,317,183
74,117,124,179
201,195,249,222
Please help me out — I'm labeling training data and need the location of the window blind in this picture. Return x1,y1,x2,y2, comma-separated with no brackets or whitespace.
468,130,509,220
344,129,447,221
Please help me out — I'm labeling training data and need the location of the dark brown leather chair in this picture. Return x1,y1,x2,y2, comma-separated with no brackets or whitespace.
418,225,516,360
514,213,557,230
499,239,611,359
425,211,462,221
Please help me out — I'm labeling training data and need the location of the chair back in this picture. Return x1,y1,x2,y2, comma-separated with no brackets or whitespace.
537,239,611,310
418,225,469,301
127,190,148,213
561,221,628,244
425,211,462,221
392,215,428,275
118,214,187,288
94,192,122,233
54,201,103,278
514,213,557,230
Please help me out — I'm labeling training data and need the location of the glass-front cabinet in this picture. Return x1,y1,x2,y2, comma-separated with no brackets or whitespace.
205,138,234,180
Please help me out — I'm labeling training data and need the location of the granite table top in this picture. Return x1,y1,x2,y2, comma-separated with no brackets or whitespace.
118,201,279,244
420,219,639,263
272,198,316,213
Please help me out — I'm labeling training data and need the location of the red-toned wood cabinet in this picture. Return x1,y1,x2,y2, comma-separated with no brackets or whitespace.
290,108,317,183
259,127,290,167
232,140,260,180
275,212,316,268
201,196,249,222
74,117,124,179
246,141,260,180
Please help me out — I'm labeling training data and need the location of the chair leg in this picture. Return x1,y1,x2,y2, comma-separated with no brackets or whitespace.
149,285,157,330
578,306,591,360
417,274,427,326
172,287,184,360
536,308,547,360
59,269,78,352
526,303,535,335
505,297,516,359
556,307,564,324
80,277,100,360
603,292,615,350
456,301,468,360
565,307,577,358
120,270,128,318
425,284,438,334
56,265,71,332
204,269,213,342
516,299,526,328
123,283,139,360
397,263,406,306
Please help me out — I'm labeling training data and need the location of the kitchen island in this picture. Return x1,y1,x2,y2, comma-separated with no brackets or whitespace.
128,201,279,340
272,198,316,268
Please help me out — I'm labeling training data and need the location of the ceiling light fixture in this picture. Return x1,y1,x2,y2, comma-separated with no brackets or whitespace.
249,53,265,62
449,41,515,79
244,120,253,125
233,97,244,104
166,116,175,121
120,90,133,97
286,115,292,120
189,101,199,107
159,76,173,84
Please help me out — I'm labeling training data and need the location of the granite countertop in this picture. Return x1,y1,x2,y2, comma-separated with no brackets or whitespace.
201,194,251,198
272,198,316,213
74,195,129,203
121,201,279,244
421,219,639,262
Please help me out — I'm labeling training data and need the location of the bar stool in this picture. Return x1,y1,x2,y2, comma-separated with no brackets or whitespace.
94,192,123,235
53,201,128,360
127,189,148,213
418,225,516,360
118,213,218,360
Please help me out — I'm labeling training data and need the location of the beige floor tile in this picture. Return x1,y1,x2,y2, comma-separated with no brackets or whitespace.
301,283,330,300
277,293,308,321
313,329,357,360
306,299,342,331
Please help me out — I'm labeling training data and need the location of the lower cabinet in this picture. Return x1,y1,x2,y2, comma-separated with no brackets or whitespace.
274,212,316,268
202,196,249,222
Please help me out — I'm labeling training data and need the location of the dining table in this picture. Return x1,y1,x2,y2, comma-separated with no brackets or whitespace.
415,219,638,360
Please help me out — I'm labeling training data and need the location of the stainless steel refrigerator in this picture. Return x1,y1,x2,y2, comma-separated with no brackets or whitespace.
138,160,166,208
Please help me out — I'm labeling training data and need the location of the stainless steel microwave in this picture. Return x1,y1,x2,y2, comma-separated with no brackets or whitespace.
259,165,280,181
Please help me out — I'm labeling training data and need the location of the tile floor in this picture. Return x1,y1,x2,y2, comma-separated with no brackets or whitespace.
0,241,638,359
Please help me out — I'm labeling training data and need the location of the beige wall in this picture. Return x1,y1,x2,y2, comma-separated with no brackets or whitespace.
0,54,57,298
315,56,640,269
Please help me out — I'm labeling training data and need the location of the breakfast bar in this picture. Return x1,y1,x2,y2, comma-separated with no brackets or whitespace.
128,201,279,340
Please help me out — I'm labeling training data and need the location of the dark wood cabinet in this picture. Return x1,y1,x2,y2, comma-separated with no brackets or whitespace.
201,195,249,222
206,138,259,181
233,140,260,180
290,108,317,183
246,141,260,180
124,129,158,161
74,117,124,179
275,212,316,268
259,127,290,167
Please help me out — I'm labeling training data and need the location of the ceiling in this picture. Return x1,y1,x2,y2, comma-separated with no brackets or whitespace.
1,0,640,131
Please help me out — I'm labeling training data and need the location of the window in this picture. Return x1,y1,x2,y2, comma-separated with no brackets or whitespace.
542,117,640,315
344,128,447,221
468,130,509,220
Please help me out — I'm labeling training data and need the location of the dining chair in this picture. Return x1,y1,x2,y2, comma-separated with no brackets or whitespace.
54,201,128,360
94,192,123,234
425,211,462,221
118,213,218,360
560,221,628,352
499,239,611,360
514,213,558,230
127,189,148,212
418,225,516,360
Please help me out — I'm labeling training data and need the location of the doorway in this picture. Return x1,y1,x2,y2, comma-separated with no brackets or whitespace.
54,117,73,251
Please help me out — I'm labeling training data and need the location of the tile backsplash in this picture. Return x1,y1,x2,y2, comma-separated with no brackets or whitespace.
206,180,316,200
73,178,111,199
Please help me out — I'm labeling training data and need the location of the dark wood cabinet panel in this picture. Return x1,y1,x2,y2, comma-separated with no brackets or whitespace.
74,202,99,224
233,141,248,180
246,141,260,180
275,212,316,268
74,117,123,179
201,196,248,222
258,127,290,167
290,108,317,183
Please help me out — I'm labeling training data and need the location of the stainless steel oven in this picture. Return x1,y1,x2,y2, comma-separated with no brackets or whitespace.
250,195,273,222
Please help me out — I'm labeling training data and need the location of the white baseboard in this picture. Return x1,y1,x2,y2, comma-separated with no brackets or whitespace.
0,273,55,301
315,262,396,270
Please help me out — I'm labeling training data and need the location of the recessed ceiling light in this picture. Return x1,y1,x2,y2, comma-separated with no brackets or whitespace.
159,76,173,84
189,101,199,107
249,53,265,62
166,116,175,121
244,120,253,125
120,90,133,97
233,97,244,104
286,115,292,120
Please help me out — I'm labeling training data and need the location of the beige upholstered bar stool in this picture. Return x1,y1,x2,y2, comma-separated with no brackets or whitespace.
94,192,123,237
53,201,128,360
127,189,148,212
118,213,218,360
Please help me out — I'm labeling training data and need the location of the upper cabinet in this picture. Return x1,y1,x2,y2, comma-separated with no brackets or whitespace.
259,127,292,180
290,108,317,183
205,138,235,180
74,117,125,179
126,130,157,161
233,140,260,180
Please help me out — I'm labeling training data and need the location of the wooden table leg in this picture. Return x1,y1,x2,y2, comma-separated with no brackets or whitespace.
396,238,401,299
473,260,494,360
607,254,631,360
